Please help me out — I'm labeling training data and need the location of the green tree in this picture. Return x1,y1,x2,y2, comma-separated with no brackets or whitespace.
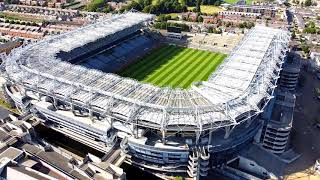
143,0,152,6
103,5,112,13
175,176,184,180
143,5,152,13
301,44,310,54
291,30,296,39
305,0,312,6
126,1,143,11
197,15,203,22
309,21,315,28
85,0,105,12
196,0,201,12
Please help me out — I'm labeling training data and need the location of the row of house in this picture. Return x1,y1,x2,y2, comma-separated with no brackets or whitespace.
181,4,277,26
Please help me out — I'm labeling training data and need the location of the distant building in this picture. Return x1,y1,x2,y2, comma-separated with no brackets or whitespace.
229,5,276,17
218,11,261,26
107,2,127,10
181,12,198,22
202,15,219,24
0,24,44,40
310,51,320,70
18,0,46,6
0,41,22,55
47,2,55,8
294,14,305,32
166,26,183,39
219,11,261,18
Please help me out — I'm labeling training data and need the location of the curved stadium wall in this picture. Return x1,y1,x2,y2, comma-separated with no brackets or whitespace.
2,12,290,175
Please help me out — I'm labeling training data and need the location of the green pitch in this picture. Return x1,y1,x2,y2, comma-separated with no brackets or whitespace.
118,45,227,89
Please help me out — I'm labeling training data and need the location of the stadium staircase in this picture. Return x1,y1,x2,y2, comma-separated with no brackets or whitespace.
187,146,210,179
120,136,129,154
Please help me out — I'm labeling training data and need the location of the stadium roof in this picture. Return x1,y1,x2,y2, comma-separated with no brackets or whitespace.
4,12,290,132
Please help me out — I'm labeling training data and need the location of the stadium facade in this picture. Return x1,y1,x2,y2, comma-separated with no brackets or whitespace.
1,12,290,178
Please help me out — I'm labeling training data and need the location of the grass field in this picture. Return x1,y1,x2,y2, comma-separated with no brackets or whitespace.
187,5,223,14
0,12,44,23
223,0,265,4
118,45,227,89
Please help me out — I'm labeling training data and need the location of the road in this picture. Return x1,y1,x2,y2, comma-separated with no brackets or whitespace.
0,105,11,120
284,65,320,179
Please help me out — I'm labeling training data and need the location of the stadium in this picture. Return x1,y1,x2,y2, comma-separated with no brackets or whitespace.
2,12,289,178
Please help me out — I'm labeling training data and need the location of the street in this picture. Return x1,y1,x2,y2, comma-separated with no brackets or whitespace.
284,65,320,179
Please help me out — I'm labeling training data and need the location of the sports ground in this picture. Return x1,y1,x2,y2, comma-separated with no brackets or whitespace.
118,45,227,89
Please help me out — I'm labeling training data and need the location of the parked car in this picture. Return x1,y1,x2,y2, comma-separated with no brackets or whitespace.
316,87,320,99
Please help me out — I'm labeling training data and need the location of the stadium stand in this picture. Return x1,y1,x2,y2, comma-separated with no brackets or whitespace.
80,35,155,73
2,12,290,178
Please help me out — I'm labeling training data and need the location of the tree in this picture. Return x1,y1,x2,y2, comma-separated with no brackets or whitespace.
125,1,142,11
225,21,232,27
308,21,315,28
143,0,152,7
85,0,105,12
143,5,152,13
291,30,296,39
214,0,221,6
150,5,158,14
305,0,312,6
202,0,208,5
303,27,316,34
175,176,184,180
196,0,201,12
303,21,317,34
301,44,310,54
125,0,187,15
103,5,112,13
212,28,222,34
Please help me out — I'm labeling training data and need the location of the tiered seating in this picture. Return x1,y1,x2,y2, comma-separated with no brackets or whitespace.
56,24,143,63
80,35,154,73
